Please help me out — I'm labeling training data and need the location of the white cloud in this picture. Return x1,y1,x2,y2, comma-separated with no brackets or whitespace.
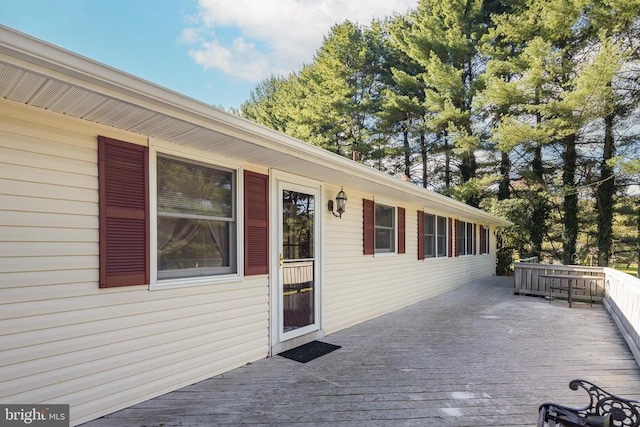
183,0,417,82
189,37,272,81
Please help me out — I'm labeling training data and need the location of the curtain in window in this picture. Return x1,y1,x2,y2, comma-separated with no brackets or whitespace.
158,218,230,269
207,221,230,266
158,218,201,256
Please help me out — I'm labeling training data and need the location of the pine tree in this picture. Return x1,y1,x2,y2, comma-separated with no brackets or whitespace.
378,16,429,185
480,11,560,259
394,0,489,205
241,21,382,158
582,0,640,266
240,75,290,132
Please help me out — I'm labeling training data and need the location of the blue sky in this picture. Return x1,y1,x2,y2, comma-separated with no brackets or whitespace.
1,0,416,110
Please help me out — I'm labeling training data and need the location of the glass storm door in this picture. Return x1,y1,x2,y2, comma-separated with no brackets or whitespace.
279,183,319,339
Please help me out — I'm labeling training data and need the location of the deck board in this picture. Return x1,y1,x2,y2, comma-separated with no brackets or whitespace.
81,277,640,426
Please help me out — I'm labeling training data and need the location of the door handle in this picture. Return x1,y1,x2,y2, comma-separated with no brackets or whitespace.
279,253,283,269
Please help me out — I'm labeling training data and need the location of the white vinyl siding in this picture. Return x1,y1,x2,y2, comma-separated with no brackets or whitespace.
0,106,269,426
1,102,500,427
323,187,497,335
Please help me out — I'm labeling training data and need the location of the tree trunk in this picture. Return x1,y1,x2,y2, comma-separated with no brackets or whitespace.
420,131,428,188
596,112,615,267
460,149,478,207
444,130,451,192
403,128,411,179
459,119,478,200
562,134,578,265
530,143,546,260
459,151,477,183
498,150,510,201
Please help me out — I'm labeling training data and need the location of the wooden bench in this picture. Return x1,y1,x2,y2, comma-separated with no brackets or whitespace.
538,379,640,426
539,273,604,308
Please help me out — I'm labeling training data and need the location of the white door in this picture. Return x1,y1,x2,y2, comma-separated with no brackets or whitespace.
277,181,320,342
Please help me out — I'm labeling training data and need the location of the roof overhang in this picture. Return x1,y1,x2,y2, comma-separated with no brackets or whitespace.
0,25,512,227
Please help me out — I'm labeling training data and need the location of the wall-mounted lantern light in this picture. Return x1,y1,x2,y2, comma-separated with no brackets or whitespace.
328,187,347,218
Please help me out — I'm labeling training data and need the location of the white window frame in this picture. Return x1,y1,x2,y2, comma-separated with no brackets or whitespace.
424,214,448,259
149,144,243,290
458,220,475,256
424,213,436,258
375,202,396,254
466,222,474,255
480,226,490,254
436,215,448,257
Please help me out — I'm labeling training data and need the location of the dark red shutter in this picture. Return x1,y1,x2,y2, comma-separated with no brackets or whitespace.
98,136,149,288
417,210,425,260
480,225,485,254
363,199,375,255
455,219,460,257
473,223,477,255
244,171,269,275
448,217,453,257
397,207,406,254
487,227,490,254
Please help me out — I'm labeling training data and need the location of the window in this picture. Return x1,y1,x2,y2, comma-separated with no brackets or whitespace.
99,136,268,289
364,200,404,256
480,225,490,254
375,203,395,253
466,222,474,255
423,214,447,258
457,221,475,256
437,215,447,257
156,155,237,280
424,214,435,257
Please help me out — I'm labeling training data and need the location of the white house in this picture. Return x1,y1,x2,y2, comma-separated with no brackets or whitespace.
0,25,511,425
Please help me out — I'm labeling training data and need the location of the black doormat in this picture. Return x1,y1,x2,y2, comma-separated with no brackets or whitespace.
278,340,341,363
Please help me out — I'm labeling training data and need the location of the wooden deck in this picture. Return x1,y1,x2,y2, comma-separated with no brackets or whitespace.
81,277,640,426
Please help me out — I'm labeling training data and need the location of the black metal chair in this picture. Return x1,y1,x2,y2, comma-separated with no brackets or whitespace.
537,379,640,426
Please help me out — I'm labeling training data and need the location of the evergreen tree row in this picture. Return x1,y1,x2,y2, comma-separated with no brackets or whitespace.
239,0,640,273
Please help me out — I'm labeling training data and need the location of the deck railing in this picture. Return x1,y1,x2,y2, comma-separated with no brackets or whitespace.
513,262,640,366
603,267,640,366
513,262,605,301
